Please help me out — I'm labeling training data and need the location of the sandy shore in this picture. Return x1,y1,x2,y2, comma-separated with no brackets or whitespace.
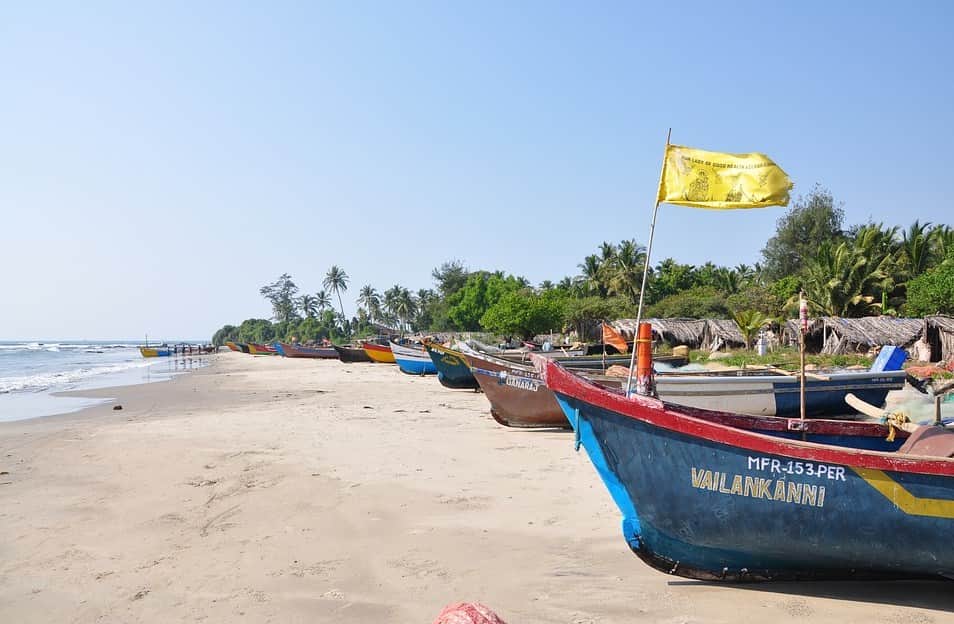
1,353,951,623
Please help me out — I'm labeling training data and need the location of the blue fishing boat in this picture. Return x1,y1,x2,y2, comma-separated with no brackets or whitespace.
390,341,437,375
541,357,954,581
424,343,480,389
273,342,287,357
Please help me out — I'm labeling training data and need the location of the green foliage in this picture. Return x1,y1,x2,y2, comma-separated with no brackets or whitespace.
646,286,730,318
731,309,771,348
480,289,568,339
761,185,845,280
259,273,300,323
905,262,954,316
237,318,276,343
726,284,787,319
650,258,696,300
211,324,238,346
562,296,633,340
431,260,469,298
445,271,525,330
801,239,891,317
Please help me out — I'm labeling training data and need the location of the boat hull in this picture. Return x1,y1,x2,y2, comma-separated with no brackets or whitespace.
333,345,372,363
390,342,437,375
362,342,396,363
139,347,171,358
248,343,278,355
656,371,906,417
280,343,338,358
425,344,480,390
544,360,954,581
468,350,603,428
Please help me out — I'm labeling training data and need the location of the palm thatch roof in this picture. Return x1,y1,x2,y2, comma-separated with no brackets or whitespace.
612,318,708,348
612,318,744,351
782,316,923,355
925,315,954,362
701,319,747,351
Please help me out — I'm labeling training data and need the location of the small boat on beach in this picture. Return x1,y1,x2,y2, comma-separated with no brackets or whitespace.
541,356,954,581
139,346,172,358
362,341,396,364
247,343,279,355
467,349,620,428
225,341,241,352
655,368,907,417
233,342,250,354
278,343,338,359
333,344,372,363
425,342,481,390
390,341,437,375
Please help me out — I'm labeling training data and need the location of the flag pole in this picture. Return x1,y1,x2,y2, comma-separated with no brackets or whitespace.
626,128,671,396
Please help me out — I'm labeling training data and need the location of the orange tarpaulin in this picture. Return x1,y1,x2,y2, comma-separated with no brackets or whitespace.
601,322,629,354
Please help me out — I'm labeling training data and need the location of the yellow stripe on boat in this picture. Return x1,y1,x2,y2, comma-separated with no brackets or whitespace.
853,467,954,519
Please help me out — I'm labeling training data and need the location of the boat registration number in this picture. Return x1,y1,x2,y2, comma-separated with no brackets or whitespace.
748,456,846,481
504,376,540,392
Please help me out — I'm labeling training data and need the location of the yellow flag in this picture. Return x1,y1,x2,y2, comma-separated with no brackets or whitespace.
657,144,792,209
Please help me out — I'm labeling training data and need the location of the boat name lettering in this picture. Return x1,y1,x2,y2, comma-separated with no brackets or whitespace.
691,467,827,508
747,456,846,481
503,375,540,391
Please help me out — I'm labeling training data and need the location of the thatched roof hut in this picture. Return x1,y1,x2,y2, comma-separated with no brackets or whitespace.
612,318,708,348
925,315,954,362
612,318,745,351
782,316,923,355
701,319,747,352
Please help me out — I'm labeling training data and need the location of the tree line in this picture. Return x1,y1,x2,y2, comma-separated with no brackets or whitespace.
212,186,954,346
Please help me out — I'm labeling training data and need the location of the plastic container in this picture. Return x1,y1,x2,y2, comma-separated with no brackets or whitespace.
871,345,907,372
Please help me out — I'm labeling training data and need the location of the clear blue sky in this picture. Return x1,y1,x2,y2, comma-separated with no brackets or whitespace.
2,2,952,340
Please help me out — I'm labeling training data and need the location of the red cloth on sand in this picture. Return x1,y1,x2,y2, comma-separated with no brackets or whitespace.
432,602,507,624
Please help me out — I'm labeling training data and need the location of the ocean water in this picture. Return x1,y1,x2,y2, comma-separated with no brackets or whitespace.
0,341,209,422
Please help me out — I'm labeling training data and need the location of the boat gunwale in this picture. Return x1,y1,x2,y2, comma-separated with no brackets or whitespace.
541,357,954,477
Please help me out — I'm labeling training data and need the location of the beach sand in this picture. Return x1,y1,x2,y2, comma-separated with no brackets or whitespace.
1,353,951,623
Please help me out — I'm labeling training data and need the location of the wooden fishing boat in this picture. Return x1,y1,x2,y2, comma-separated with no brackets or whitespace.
234,342,250,354
390,341,437,375
467,349,621,428
499,352,688,369
225,341,241,352
425,343,481,390
333,345,372,363
247,343,279,355
362,341,396,364
279,343,338,359
541,357,954,581
655,369,906,417
139,346,172,358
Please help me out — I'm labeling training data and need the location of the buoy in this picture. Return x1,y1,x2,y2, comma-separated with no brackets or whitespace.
635,322,654,396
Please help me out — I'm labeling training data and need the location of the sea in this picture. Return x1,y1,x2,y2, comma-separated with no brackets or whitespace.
0,341,209,422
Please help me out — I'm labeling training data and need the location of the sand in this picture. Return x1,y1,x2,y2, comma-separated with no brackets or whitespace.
1,353,951,623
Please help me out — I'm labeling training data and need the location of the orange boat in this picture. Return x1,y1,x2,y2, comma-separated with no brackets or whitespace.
362,341,395,364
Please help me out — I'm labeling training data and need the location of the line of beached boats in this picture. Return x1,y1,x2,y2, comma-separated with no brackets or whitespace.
224,336,953,582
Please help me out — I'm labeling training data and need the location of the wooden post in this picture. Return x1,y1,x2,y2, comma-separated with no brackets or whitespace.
626,128,671,396
799,291,807,424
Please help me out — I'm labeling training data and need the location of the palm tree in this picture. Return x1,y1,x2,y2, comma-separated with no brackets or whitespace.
801,240,890,317
900,220,934,279
714,267,741,295
315,290,332,313
732,309,771,349
357,285,381,322
299,294,318,319
577,254,606,297
323,266,350,322
932,225,954,263
606,239,647,304
395,288,417,332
